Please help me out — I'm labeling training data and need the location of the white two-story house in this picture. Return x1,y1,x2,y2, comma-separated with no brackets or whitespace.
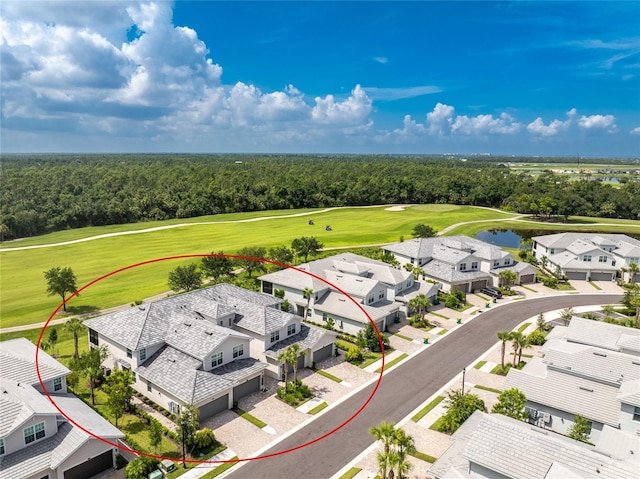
259,253,432,335
532,233,640,281
502,318,640,443
0,338,123,479
383,236,536,293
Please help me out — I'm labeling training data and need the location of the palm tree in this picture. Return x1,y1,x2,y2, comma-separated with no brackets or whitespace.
536,313,546,332
393,428,415,479
289,344,306,384
370,421,396,478
510,331,524,367
409,294,430,317
497,330,512,369
277,348,292,385
385,450,403,479
629,262,639,284
64,317,85,360
302,287,313,321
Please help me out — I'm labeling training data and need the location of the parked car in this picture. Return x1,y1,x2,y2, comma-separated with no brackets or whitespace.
481,287,502,299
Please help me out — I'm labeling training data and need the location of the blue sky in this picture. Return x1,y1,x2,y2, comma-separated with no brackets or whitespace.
2,1,639,157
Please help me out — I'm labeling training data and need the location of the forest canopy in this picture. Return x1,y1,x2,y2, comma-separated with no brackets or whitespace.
1,154,638,240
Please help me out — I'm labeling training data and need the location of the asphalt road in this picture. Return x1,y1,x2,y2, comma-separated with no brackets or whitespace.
226,293,621,479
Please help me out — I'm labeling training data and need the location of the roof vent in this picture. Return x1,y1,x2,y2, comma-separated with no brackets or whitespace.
204,330,213,336
632,361,640,366
593,352,607,357
579,386,594,392
183,321,192,327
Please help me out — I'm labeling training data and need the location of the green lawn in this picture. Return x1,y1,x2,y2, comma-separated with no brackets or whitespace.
411,396,445,422
316,369,343,383
474,384,502,394
374,353,408,373
1,205,517,328
340,467,363,479
473,361,487,370
307,402,329,415
233,408,267,429
3,204,639,329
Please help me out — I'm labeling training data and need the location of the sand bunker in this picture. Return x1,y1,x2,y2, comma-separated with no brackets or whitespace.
385,205,407,211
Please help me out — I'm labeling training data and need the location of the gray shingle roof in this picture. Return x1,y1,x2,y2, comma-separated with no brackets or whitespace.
564,317,640,351
542,339,640,386
617,378,640,407
0,379,58,437
324,270,378,298
394,280,439,303
313,291,397,323
422,260,491,283
0,338,70,386
533,232,640,254
384,236,511,263
264,324,337,359
52,394,125,440
135,346,266,404
503,357,622,426
462,412,637,479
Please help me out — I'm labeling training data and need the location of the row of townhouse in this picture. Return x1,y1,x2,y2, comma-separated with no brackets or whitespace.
84,284,336,420
532,232,640,282
258,252,439,336
382,235,537,293
0,338,124,479
429,318,640,479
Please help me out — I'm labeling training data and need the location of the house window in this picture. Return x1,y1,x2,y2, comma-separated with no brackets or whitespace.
139,348,147,361
378,290,385,299
471,262,478,270
631,258,639,264
270,331,280,343
599,256,607,263
53,377,62,392
583,255,592,262
367,295,374,304
211,352,223,367
132,372,137,382
233,344,244,358
287,323,296,336
459,263,467,271
493,260,500,268
549,248,555,254
505,258,511,265
262,281,273,294
147,381,153,392
126,348,132,358
0,438,4,455
633,406,640,422
89,329,99,347
24,422,45,444
322,312,328,321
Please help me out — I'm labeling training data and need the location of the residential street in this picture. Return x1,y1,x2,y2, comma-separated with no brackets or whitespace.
223,294,622,479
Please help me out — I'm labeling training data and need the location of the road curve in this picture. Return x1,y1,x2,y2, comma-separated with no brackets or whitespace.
225,294,621,479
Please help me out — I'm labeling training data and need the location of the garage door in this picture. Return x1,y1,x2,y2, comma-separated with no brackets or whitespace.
453,283,469,293
233,376,260,400
64,449,113,479
199,394,228,420
471,280,487,291
590,272,613,281
313,344,333,363
520,274,535,284
566,271,587,281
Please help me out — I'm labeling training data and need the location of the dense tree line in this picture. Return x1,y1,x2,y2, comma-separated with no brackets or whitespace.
1,154,638,240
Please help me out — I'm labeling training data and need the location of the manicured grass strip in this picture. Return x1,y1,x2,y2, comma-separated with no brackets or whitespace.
473,360,487,370
557,282,576,291
232,408,267,429
429,416,445,431
316,369,343,383
307,402,328,415
411,396,445,422
335,338,355,351
520,285,537,292
589,281,602,290
429,311,449,319
474,385,502,394
438,328,448,335
517,322,531,333
408,450,437,464
199,457,240,479
460,303,474,312
375,353,408,373
394,332,413,341
340,468,362,479
475,293,490,301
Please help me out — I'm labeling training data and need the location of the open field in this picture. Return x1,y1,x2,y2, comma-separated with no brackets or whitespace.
1,204,639,329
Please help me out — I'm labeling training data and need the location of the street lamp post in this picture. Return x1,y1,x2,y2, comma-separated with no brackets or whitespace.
462,367,466,395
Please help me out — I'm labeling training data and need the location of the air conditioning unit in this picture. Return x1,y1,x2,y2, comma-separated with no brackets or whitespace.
543,412,551,423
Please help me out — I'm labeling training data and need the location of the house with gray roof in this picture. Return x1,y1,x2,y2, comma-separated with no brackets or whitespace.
429,411,639,479
0,338,123,479
501,318,640,443
258,253,432,335
84,283,335,418
532,232,640,281
383,236,536,293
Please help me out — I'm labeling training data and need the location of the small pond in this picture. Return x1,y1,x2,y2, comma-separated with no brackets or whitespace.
476,228,640,248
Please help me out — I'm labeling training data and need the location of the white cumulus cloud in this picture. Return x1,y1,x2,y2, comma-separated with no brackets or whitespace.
311,85,373,126
631,127,640,135
527,108,576,137
578,114,617,132
451,112,521,135
426,103,455,135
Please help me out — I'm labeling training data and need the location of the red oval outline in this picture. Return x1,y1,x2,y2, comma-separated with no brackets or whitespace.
37,254,386,464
